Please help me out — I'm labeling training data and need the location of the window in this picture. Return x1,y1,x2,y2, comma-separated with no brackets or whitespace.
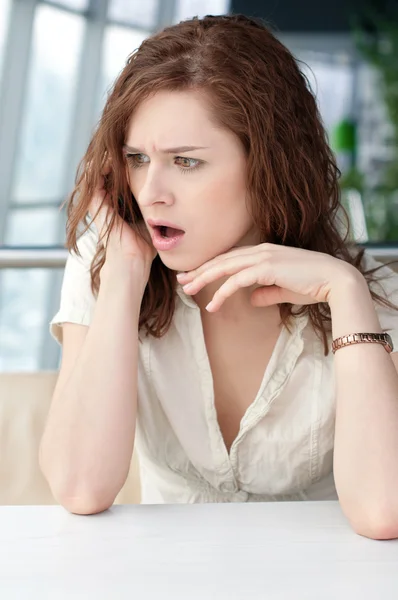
49,0,89,10
108,0,159,28
0,0,184,372
0,269,55,370
12,4,84,204
98,25,150,115
174,0,229,22
299,51,354,134
0,0,12,90
5,208,60,246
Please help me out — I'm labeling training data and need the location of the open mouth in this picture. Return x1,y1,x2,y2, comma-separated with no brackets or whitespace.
156,225,185,238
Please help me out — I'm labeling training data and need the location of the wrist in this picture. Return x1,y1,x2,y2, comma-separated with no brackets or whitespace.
328,271,382,339
100,259,150,294
327,264,366,307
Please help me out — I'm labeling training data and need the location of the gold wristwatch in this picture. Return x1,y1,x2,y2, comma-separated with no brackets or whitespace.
332,332,394,355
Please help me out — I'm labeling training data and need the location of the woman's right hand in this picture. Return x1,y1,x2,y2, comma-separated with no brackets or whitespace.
88,165,157,281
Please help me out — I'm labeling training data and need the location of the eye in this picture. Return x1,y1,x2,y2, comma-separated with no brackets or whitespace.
125,153,203,173
175,156,203,173
175,157,200,169
125,153,149,168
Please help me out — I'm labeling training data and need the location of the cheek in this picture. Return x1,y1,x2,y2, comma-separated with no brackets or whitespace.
210,162,246,203
126,170,142,203
201,176,250,226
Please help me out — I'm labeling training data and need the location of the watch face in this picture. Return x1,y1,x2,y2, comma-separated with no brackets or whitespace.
385,333,394,351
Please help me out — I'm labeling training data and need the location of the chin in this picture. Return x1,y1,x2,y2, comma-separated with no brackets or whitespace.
157,238,243,272
158,253,203,273
159,252,216,272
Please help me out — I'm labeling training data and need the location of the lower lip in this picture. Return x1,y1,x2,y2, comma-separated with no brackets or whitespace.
151,227,185,251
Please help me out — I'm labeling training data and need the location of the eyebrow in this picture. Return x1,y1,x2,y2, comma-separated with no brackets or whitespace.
123,144,209,154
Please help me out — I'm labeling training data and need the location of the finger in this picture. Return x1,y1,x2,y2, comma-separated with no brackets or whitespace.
181,253,265,293
178,244,271,283
182,246,263,280
205,264,272,312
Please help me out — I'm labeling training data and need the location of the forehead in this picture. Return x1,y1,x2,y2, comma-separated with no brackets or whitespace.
125,90,219,147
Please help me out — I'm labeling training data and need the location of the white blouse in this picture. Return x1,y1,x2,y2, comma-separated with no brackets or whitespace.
50,224,398,504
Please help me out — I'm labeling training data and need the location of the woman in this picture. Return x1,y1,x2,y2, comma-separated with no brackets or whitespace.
40,14,398,539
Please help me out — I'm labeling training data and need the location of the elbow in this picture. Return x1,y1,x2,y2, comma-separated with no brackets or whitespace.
335,477,398,540
39,448,117,515
343,504,398,540
40,468,114,516
55,490,114,515
352,522,398,541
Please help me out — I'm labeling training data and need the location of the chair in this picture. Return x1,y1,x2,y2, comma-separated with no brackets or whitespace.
0,371,141,505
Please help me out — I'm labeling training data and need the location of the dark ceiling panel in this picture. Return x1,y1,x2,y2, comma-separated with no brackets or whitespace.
230,0,397,32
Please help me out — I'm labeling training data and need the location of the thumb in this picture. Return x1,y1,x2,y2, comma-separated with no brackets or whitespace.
250,285,284,307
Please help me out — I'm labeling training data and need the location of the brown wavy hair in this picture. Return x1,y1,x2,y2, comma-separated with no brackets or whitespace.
63,13,398,355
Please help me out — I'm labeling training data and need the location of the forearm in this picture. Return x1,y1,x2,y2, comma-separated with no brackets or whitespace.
40,265,145,511
330,274,398,538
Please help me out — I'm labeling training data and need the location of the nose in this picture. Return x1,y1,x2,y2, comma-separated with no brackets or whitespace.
137,169,175,209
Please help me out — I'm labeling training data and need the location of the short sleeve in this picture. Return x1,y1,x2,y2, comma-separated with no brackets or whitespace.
49,224,99,345
362,251,398,352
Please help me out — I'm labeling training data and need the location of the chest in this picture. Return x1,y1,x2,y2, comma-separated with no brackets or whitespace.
201,313,283,453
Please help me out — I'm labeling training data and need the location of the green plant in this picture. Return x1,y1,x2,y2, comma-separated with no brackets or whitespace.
339,165,365,193
350,8,398,240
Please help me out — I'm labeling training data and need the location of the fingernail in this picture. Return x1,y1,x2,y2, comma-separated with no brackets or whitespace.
177,272,189,281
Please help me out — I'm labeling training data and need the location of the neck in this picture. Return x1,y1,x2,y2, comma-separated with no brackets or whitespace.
192,277,280,325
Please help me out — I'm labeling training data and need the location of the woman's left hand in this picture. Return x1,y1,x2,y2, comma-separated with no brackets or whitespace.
176,243,362,312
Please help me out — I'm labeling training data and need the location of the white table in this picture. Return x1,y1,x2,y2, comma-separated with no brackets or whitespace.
0,501,397,599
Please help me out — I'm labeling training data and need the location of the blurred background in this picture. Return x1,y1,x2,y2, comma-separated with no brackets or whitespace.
0,0,397,372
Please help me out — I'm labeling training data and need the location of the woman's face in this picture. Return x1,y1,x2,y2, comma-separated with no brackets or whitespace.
124,89,260,272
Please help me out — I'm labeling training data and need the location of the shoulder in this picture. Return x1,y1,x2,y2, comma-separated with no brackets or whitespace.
49,222,99,345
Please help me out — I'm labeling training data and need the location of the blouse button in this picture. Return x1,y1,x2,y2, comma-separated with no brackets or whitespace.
220,482,236,493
